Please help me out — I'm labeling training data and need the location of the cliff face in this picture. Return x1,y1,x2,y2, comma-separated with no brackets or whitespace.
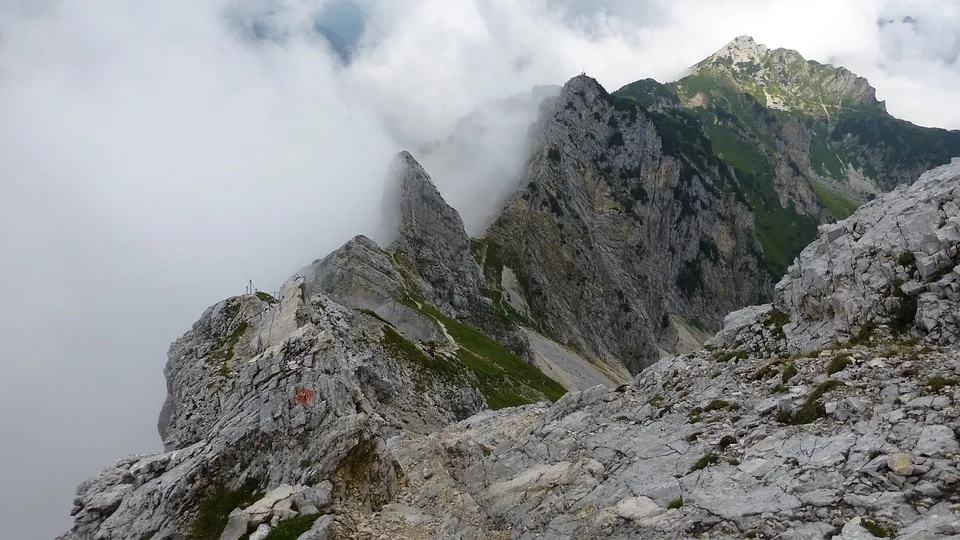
617,36,960,276
482,75,769,373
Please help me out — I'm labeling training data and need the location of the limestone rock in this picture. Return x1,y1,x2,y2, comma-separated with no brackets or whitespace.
712,159,960,353
484,75,770,374
390,151,485,319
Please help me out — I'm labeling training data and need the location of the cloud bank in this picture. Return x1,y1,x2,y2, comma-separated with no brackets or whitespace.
2,1,960,538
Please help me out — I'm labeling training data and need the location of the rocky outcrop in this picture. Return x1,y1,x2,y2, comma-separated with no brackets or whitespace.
482,75,769,374
65,273,485,540
714,158,960,355
334,340,960,539
389,151,485,319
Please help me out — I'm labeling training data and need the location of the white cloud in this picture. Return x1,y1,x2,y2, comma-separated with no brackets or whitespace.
3,1,960,538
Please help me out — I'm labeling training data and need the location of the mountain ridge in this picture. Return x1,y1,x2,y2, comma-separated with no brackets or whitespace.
57,35,960,540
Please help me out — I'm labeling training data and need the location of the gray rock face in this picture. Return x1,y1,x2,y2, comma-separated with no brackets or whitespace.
337,340,960,539
483,75,769,374
300,235,444,343
63,269,486,540
390,151,485,319
713,159,960,354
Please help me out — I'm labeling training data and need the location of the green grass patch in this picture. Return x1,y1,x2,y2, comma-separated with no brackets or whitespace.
188,481,262,540
861,519,896,538
849,319,876,346
264,514,322,540
704,399,741,412
380,326,462,382
778,380,845,425
420,304,566,408
810,128,846,180
826,355,852,375
780,360,798,383
924,376,959,394
255,291,278,304
689,453,720,473
210,320,249,363
810,181,859,220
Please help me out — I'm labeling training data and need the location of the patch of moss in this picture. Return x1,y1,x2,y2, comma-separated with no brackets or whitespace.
188,480,263,540
667,498,684,509
264,514,322,540
780,360,798,383
704,399,741,412
897,251,917,268
924,376,959,394
826,355,852,375
764,309,790,337
861,519,896,538
689,453,720,473
849,319,876,346
255,291,279,304
780,380,845,425
210,320,249,363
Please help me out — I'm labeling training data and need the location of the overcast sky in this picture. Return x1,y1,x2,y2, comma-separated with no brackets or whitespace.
2,1,959,538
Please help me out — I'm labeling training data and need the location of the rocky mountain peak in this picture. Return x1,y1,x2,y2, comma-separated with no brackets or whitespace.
690,36,883,118
709,34,768,65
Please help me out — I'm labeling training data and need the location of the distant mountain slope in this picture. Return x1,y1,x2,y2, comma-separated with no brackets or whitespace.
478,75,770,374
616,36,960,274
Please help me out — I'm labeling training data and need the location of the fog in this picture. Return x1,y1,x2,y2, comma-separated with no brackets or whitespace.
2,1,959,538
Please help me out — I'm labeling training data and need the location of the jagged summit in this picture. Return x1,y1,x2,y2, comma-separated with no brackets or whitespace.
389,151,484,318
690,36,884,117
708,35,769,65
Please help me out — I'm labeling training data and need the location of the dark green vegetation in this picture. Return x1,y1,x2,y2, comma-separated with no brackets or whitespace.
189,481,262,540
264,514,322,540
381,301,565,410
704,399,741,412
689,453,720,473
255,291,278,304
890,278,918,335
780,360,798,383
924,376,959,394
860,519,897,538
826,355,852,375
667,498,684,509
209,299,250,364
420,303,566,409
833,115,960,190
777,380,845,425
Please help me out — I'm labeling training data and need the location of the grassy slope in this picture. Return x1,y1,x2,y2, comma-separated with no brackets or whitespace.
382,296,566,410
614,76,817,276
